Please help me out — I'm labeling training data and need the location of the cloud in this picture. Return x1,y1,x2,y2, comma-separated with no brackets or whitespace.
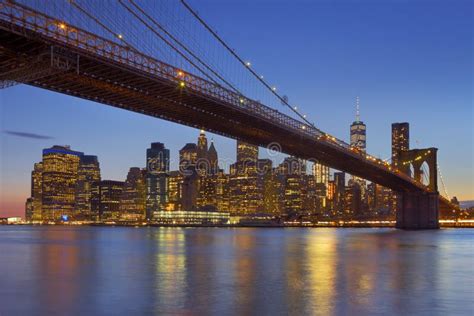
3,130,54,140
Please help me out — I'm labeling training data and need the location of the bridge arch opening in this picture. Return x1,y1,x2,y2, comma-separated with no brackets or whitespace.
421,161,430,187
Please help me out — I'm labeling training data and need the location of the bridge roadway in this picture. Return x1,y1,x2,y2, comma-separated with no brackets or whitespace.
0,1,454,211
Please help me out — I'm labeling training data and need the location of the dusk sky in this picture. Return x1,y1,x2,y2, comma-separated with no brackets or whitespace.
1,0,473,218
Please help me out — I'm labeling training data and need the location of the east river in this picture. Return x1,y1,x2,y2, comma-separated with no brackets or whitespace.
0,226,473,315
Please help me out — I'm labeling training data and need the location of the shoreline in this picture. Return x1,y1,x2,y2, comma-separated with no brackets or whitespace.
1,222,473,228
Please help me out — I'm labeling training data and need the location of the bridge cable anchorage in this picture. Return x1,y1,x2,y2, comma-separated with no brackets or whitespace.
124,0,242,96
179,0,315,128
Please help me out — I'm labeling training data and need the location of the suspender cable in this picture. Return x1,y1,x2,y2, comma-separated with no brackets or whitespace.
127,0,241,95
69,0,137,52
118,0,228,89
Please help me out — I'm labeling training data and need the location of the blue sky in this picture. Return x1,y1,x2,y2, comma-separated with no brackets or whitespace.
1,0,473,217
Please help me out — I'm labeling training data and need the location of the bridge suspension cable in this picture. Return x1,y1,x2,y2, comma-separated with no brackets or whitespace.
438,166,450,199
119,0,242,95
179,0,316,128
70,0,228,90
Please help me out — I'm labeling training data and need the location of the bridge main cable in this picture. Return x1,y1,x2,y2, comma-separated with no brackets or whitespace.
179,0,316,128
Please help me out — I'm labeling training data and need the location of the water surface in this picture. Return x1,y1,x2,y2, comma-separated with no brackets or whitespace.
0,226,472,315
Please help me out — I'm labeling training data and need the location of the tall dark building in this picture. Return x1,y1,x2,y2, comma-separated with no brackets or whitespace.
334,172,346,214
391,122,409,167
91,180,124,220
208,140,218,174
345,179,362,217
75,155,101,220
179,143,197,170
146,142,170,220
120,167,146,221
30,162,43,221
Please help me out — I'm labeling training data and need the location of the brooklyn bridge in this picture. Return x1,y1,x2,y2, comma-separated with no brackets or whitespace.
0,0,459,228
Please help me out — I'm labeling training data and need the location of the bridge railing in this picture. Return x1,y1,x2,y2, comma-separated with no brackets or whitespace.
0,0,429,192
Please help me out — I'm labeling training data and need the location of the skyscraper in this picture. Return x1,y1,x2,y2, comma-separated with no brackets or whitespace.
236,140,258,164
167,170,184,211
92,180,124,220
313,162,329,185
146,142,170,220
208,140,218,174
334,172,346,215
350,96,366,152
120,167,146,220
41,145,83,221
391,122,409,167
179,143,197,170
228,141,263,215
30,162,43,221
197,130,208,161
75,155,101,220
279,157,306,215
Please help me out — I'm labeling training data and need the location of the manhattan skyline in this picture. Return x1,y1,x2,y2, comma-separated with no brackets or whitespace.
1,0,473,218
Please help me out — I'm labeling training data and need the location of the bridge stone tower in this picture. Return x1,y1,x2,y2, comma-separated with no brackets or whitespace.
396,148,439,229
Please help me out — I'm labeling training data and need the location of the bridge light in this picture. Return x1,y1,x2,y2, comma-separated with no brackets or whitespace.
239,98,245,103
302,125,306,130
260,75,264,79
179,81,185,88
272,86,277,91
177,71,184,77
58,23,66,30
294,106,297,110
245,61,251,67
118,34,123,39
303,114,307,118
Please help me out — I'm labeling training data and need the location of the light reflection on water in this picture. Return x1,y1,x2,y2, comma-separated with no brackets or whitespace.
0,227,473,315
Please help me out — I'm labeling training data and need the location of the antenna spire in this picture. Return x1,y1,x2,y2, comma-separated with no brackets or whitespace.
356,96,360,121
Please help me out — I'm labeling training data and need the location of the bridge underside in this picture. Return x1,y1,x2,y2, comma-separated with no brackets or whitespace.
0,24,455,226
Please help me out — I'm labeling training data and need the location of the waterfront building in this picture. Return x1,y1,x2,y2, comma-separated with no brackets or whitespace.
197,174,218,211
25,198,33,221
120,167,146,221
30,162,43,221
75,155,101,220
312,161,330,214
344,179,362,217
228,141,263,215
146,142,170,220
337,176,346,215
167,170,184,211
280,157,306,215
263,172,284,216
152,210,230,225
216,170,230,212
92,180,124,220
41,145,83,221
